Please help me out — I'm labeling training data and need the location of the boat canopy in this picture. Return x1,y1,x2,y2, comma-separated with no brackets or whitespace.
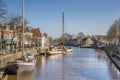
27,55,34,59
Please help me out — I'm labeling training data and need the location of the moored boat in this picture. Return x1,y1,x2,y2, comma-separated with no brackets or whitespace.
4,53,36,75
47,46,62,55
17,53,36,74
47,46,73,55
4,0,36,75
66,47,73,53
61,12,73,54
47,50,62,55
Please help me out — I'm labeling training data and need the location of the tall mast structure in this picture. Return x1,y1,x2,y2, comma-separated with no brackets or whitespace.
22,0,24,58
62,12,64,47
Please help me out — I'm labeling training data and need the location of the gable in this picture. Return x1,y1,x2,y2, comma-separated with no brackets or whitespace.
31,28,43,38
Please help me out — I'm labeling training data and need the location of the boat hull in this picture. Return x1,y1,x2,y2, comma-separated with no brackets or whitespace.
4,60,36,75
47,49,73,55
66,48,73,53
17,62,36,74
47,51,62,55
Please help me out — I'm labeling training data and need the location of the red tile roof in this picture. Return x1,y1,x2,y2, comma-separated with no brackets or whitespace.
31,28,43,37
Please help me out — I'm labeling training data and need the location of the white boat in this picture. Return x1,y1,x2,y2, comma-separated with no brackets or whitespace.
47,12,73,55
47,46,73,55
5,53,36,74
16,0,36,74
61,12,73,54
47,50,62,55
17,53,36,73
66,47,73,53
47,46,62,55
4,0,36,75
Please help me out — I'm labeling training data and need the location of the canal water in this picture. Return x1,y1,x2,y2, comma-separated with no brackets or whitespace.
8,47,120,80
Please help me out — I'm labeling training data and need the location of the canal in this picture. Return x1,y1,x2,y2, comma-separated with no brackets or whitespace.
8,47,120,80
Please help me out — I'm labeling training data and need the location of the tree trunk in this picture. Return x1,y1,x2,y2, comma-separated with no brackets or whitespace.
10,25,16,53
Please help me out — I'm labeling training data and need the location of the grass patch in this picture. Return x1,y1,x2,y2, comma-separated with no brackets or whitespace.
105,46,117,55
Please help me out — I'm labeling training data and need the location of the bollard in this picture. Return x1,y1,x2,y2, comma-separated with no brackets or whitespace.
0,72,3,80
0,74,8,80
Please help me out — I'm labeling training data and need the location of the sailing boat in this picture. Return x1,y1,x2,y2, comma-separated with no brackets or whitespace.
47,12,72,55
61,12,73,54
4,0,36,75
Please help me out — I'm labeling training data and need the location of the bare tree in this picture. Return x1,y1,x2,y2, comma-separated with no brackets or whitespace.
0,0,7,20
107,18,120,41
6,14,29,53
7,14,29,26
48,36,53,45
77,32,85,40
64,33,72,40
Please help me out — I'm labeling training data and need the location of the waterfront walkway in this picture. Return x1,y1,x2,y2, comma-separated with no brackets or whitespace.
103,45,120,71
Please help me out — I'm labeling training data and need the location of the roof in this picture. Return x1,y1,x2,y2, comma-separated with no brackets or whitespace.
81,37,88,42
31,28,43,37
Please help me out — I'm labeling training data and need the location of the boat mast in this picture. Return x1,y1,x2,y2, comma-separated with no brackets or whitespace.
62,12,64,47
22,0,24,58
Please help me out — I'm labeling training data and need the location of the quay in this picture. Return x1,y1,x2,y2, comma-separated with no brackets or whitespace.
0,49,37,68
0,49,37,80
0,72,8,80
103,46,120,71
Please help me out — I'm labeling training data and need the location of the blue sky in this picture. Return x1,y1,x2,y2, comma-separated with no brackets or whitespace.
4,0,120,38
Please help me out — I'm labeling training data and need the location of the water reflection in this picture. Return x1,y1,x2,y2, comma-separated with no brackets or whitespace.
8,47,120,80
46,54,62,60
8,75,17,80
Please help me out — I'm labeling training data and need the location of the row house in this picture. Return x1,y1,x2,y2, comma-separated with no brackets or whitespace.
31,28,49,50
0,24,14,49
80,37,95,48
0,24,49,51
31,28,41,48
94,35,108,46
24,31,33,49
0,24,13,39
65,39,77,46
